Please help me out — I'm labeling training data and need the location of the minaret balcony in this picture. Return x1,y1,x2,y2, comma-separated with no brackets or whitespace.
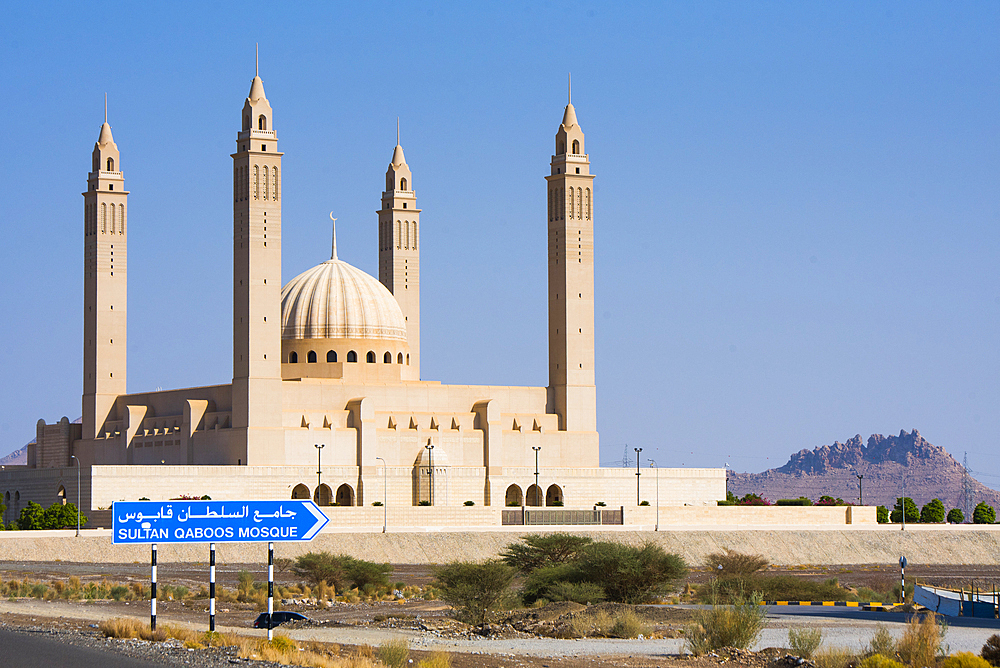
238,129,277,140
89,170,124,180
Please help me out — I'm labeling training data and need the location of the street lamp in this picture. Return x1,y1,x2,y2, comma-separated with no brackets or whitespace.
856,472,864,506
375,456,387,533
424,443,434,506
633,447,643,506
314,443,325,505
69,455,81,537
648,459,659,531
532,446,541,507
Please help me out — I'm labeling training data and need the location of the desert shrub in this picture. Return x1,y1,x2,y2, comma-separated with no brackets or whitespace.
704,548,769,578
948,508,965,524
14,501,87,530
864,625,898,658
816,495,846,506
610,609,651,638
777,497,814,506
371,501,383,506
897,613,945,668
418,500,431,506
639,500,650,506
545,581,605,605
859,656,905,668
573,541,687,604
703,574,847,604
500,533,594,574
814,647,858,668
569,610,614,638
717,500,736,506
417,651,452,668
853,587,888,604
920,499,946,523
434,560,516,625
464,500,475,506
736,493,770,506
267,634,297,652
521,563,580,604
982,634,1000,666
943,653,993,668
788,627,823,658
685,591,766,655
293,551,346,590
877,506,889,523
974,502,996,524
378,639,409,668
346,558,392,591
891,498,920,523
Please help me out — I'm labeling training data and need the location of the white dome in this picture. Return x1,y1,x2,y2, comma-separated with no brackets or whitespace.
281,259,407,342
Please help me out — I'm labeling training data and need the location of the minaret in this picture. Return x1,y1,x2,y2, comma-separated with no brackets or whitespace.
546,77,597,434
82,100,128,441
232,54,284,463
378,120,421,381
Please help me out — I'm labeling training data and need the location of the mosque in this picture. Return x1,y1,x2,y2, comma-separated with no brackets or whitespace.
2,68,724,525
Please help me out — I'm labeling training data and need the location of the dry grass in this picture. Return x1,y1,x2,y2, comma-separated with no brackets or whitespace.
378,639,410,667
897,614,945,668
417,651,452,668
788,627,823,658
97,617,198,643
685,592,767,655
814,646,858,668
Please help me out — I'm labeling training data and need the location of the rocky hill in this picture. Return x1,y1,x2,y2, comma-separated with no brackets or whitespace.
0,443,28,466
728,429,1000,511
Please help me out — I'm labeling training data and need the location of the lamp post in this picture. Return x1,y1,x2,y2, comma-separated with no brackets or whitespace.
424,443,434,506
634,447,643,506
856,472,864,506
648,459,659,531
314,443,325,505
901,473,906,532
69,455,81,537
375,456,387,533
532,446,541,506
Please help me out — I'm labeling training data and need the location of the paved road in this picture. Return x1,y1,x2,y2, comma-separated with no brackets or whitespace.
0,628,168,667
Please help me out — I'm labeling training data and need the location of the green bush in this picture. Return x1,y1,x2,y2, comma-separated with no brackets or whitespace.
15,501,88,530
110,586,129,601
974,502,996,524
776,497,813,506
378,639,410,668
981,634,1000,666
292,552,346,590
704,548,768,578
943,653,993,668
876,505,889,523
463,501,475,506
434,560,516,625
371,501,383,506
890,497,919,523
701,575,847,604
948,508,964,524
789,627,823,658
920,499,945,523
685,590,766,654
501,533,594,574
717,500,736,506
639,500,650,506
545,581,606,605
864,625,897,659
345,558,392,590
418,500,431,506
522,563,579,604
858,654,904,668
573,541,687,604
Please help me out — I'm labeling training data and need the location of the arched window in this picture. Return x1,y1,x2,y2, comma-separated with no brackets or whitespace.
314,484,332,506
110,203,116,234
406,354,410,365
263,165,269,200
272,166,278,201
366,351,376,363
253,165,259,200
577,188,582,218
396,221,401,249
400,177,407,191
569,187,575,218
505,484,523,507
585,188,591,220
384,352,392,363
572,139,580,154
101,203,106,233
326,350,337,363
526,484,543,507
397,353,403,364
335,483,355,507
57,485,67,505
347,350,357,363
289,351,298,363
412,222,417,250
291,483,310,499
258,115,267,130
546,484,563,506
404,221,409,249
307,350,317,363
106,157,114,171
120,204,125,234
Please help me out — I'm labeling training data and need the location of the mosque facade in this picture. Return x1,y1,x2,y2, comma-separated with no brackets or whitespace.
2,70,724,523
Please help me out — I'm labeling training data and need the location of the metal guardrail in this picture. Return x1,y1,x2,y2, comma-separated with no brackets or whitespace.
501,507,624,526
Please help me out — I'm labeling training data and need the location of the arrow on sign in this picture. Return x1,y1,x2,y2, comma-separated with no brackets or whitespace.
111,500,330,544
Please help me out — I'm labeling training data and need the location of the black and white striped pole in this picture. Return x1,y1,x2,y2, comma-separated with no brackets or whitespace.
209,543,216,632
150,543,157,631
899,556,907,604
267,542,274,641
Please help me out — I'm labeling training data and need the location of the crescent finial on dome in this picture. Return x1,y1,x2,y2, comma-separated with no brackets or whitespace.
329,212,338,260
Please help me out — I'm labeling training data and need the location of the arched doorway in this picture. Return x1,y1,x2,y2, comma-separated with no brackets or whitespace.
335,484,355,507
314,484,332,506
546,484,563,506
526,484,542,507
505,484,523,507
57,485,67,505
291,483,310,499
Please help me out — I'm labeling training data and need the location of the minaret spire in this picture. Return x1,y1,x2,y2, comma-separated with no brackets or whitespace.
330,212,338,260
568,72,571,105
104,93,108,123
255,43,259,77
396,117,400,145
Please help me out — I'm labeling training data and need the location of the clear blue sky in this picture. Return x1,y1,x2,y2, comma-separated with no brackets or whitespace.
2,2,998,484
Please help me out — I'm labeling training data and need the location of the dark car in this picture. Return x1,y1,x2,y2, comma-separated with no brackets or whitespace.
253,611,309,628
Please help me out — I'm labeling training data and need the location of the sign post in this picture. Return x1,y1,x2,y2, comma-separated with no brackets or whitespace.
113,500,329,633
899,556,907,604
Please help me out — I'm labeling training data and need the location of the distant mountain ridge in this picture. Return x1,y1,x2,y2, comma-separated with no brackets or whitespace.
0,444,28,466
729,429,1000,511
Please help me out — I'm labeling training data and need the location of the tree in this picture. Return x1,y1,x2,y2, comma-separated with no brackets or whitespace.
920,499,945,524
890,497,919,523
947,508,965,524
293,552,347,590
500,533,593,574
573,541,688,604
973,502,996,525
434,560,516,625
15,501,87,530
876,505,889,523
16,502,47,530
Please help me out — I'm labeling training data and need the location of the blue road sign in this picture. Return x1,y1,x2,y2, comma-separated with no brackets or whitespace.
112,500,329,544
